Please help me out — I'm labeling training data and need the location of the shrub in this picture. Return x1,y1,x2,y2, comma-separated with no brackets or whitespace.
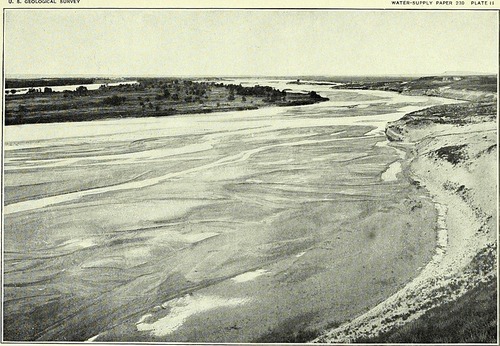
434,145,468,165
103,95,126,106
75,86,88,95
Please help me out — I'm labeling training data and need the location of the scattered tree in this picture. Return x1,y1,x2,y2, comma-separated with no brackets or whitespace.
103,95,126,106
75,86,88,95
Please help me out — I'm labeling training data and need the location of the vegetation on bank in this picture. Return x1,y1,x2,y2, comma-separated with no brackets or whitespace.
4,78,328,125
433,144,469,166
354,279,497,343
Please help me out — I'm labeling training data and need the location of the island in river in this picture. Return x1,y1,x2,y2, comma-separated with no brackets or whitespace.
4,78,328,125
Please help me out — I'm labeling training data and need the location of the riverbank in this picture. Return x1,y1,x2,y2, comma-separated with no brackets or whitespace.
313,96,497,343
331,74,496,102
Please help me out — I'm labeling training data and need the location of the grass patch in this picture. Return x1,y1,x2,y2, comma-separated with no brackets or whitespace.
354,279,497,343
434,144,468,165
253,315,342,343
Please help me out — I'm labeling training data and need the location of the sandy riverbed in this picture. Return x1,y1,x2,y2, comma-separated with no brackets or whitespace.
3,82,460,342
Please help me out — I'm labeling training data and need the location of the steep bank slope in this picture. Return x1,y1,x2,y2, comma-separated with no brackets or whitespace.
314,99,497,343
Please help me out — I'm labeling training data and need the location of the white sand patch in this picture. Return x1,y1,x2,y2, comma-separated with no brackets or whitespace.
246,178,264,183
59,238,97,251
356,104,370,109
331,130,347,136
136,294,249,336
85,334,100,342
136,313,153,324
381,161,402,182
364,127,386,136
232,269,270,283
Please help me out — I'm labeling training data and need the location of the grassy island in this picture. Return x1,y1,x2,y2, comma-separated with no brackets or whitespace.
4,78,328,125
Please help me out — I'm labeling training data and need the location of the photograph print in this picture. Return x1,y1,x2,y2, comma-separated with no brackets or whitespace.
2,6,498,343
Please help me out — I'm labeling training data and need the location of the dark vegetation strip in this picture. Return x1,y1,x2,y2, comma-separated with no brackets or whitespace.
354,279,497,343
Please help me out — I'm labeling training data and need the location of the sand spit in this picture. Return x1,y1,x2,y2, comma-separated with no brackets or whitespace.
314,119,497,343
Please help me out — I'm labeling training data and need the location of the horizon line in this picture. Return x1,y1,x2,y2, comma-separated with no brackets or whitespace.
5,72,498,79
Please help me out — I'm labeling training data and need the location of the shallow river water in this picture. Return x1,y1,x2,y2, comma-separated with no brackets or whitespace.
3,80,457,342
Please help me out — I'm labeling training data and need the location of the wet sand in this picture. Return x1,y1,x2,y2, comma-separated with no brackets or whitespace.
3,81,458,342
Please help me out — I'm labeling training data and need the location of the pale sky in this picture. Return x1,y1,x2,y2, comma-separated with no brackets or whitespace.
4,10,498,77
